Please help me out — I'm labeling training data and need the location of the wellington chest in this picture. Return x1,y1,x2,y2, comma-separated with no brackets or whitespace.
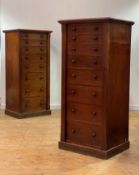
4,29,52,118
58,18,134,159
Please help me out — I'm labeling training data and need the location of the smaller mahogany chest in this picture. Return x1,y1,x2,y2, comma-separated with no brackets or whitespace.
4,29,52,118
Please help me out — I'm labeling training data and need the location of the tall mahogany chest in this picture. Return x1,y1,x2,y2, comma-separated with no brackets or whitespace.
4,29,52,118
58,18,134,159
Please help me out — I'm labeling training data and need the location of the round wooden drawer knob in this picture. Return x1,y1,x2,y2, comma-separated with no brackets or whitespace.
72,27,76,31
71,108,76,113
72,129,76,134
92,112,97,116
71,59,76,63
92,132,96,138
95,27,99,31
71,73,76,78
71,90,76,95
72,36,76,41
93,60,97,64
93,48,98,52
72,48,76,52
93,74,97,79
93,36,99,40
92,92,97,97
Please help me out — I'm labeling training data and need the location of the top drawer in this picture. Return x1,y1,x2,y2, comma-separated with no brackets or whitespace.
21,32,47,40
68,23,103,35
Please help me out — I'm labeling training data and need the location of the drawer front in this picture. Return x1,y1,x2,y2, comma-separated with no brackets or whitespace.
23,72,46,83
67,69,103,86
67,103,104,125
21,33,47,40
67,120,103,148
67,55,103,68
68,23,102,35
22,97,46,112
67,86,103,105
23,85,46,97
21,39,47,46
67,43,102,56
22,60,46,72
22,46,47,54
68,33,102,45
22,54,46,62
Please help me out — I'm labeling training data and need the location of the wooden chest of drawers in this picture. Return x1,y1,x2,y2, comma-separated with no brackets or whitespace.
58,18,134,159
4,29,52,118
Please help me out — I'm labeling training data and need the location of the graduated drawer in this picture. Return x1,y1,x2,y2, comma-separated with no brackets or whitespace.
22,54,47,62
23,72,46,85
67,85,103,105
21,39,47,46
22,97,46,112
67,103,104,125
67,55,103,68
22,46,47,54
66,120,103,148
21,33,47,40
67,68,103,86
67,43,102,56
68,23,103,35
22,83,46,97
22,59,46,72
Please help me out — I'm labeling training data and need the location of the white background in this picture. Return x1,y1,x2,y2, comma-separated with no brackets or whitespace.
0,0,139,110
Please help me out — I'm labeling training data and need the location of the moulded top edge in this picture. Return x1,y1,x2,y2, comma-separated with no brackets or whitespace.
58,17,134,25
3,29,53,33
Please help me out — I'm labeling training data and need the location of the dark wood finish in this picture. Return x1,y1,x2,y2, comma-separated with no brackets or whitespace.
4,29,52,118
59,18,134,159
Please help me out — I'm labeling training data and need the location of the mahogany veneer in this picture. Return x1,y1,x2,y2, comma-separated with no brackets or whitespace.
58,17,134,159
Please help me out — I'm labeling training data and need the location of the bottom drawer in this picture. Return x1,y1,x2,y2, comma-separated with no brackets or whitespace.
66,120,104,148
22,97,46,112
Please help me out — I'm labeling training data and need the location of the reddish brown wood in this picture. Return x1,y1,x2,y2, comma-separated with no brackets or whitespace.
59,18,134,159
4,29,52,118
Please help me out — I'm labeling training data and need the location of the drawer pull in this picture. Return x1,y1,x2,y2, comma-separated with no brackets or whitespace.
71,90,76,95
72,27,76,31
93,36,99,40
40,66,44,69
25,77,29,81
40,48,44,51
72,129,76,134
71,59,76,64
93,48,98,52
93,60,97,64
94,27,99,31
40,77,44,80
92,92,97,97
71,73,76,78
72,36,76,41
24,103,28,108
40,102,44,106
25,90,30,94
92,132,96,138
25,66,29,69
72,48,76,52
92,112,97,116
93,74,97,79
71,108,76,113
40,88,44,92
40,56,43,60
